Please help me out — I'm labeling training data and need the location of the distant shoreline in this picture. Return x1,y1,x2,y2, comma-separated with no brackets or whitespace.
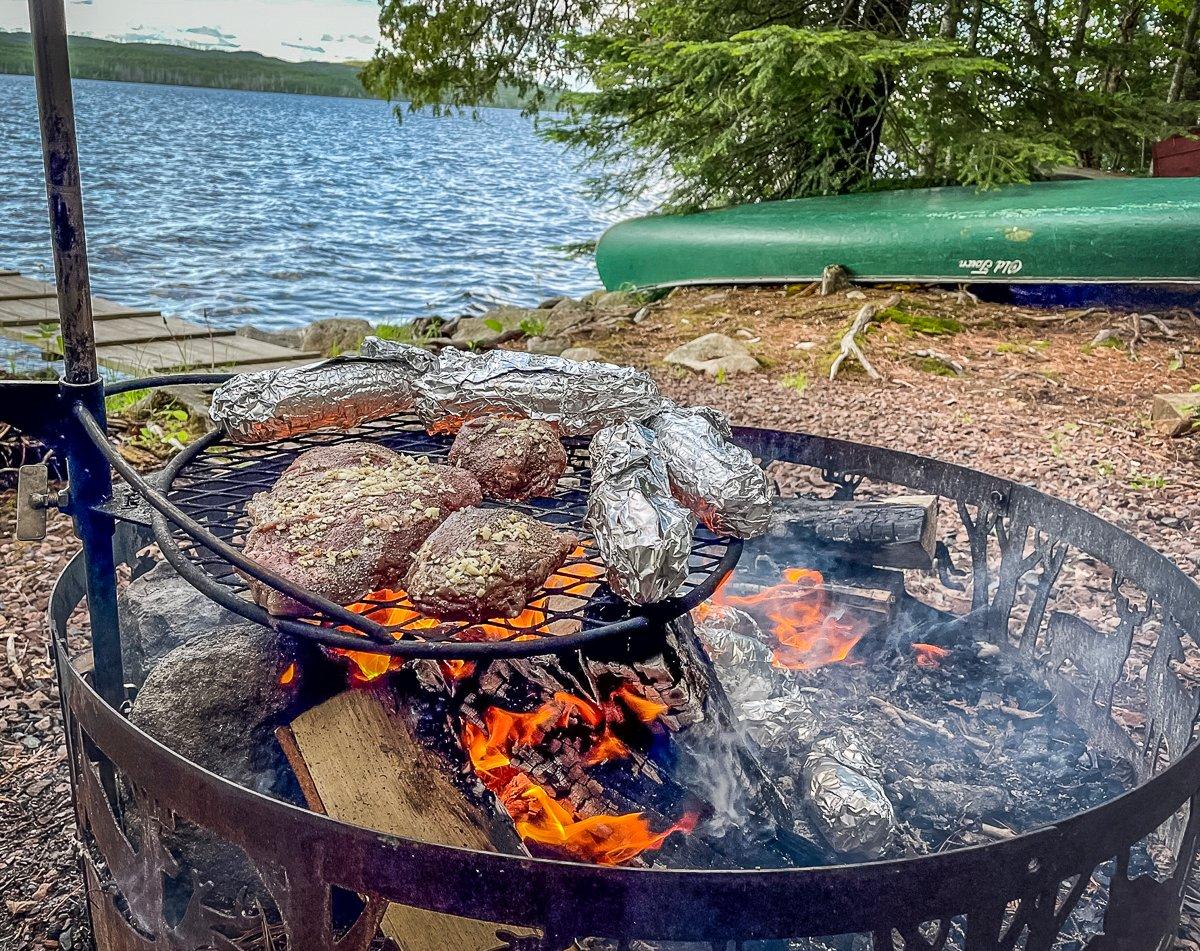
0,32,537,108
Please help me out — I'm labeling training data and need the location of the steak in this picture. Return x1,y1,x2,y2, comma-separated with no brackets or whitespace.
447,415,567,501
242,441,482,616
404,507,576,623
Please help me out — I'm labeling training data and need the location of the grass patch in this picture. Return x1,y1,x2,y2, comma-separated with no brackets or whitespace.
916,357,958,376
1129,473,1168,490
781,371,809,393
880,306,962,336
104,388,148,416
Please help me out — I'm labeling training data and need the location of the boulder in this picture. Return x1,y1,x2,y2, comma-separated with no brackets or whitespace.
537,295,570,309
594,290,640,310
664,333,760,377
129,623,301,794
525,336,570,356
236,325,304,350
451,306,537,347
560,346,604,363
118,561,250,688
551,297,591,314
128,624,304,912
300,318,373,356
1151,393,1200,437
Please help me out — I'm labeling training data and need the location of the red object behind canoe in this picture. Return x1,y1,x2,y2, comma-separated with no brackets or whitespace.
1153,132,1200,177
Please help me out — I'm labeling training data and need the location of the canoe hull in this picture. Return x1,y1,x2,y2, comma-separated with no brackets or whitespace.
595,180,1200,290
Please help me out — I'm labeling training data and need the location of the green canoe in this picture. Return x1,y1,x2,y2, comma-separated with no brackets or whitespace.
595,179,1200,290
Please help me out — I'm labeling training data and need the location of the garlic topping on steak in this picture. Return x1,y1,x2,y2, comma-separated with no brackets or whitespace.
404,507,576,623
447,415,568,501
242,442,482,616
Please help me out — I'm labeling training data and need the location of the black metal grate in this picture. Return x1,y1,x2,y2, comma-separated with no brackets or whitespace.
153,413,739,659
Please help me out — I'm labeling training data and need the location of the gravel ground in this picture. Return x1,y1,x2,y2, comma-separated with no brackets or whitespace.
2,284,1199,949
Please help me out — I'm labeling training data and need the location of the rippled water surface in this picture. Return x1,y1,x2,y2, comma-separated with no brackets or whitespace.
0,74,631,330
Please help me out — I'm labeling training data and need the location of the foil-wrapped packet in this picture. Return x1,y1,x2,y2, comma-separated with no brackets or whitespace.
412,348,665,436
693,605,772,668
210,356,429,444
357,335,440,373
647,407,773,538
802,735,895,856
585,421,694,604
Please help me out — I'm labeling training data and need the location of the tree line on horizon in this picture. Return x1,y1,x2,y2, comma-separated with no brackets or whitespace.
365,0,1200,210
0,32,537,109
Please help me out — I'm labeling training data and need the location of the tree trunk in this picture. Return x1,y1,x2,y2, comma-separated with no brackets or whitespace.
1104,0,1145,94
967,0,984,51
1168,0,1200,103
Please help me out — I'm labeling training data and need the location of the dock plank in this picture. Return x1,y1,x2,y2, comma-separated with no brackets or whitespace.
0,298,161,325
94,337,321,373
0,269,321,377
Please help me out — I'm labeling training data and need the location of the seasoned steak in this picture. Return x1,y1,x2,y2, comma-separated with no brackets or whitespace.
405,507,576,623
447,416,567,501
243,441,482,616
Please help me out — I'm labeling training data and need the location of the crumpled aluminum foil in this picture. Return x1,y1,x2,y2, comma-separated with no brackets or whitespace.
694,606,773,668
358,335,440,373
585,421,694,604
209,356,429,444
647,406,773,538
411,347,666,437
802,735,895,856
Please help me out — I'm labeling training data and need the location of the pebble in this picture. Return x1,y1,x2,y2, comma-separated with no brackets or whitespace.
22,735,41,750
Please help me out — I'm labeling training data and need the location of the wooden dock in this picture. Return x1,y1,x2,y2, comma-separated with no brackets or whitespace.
0,271,321,375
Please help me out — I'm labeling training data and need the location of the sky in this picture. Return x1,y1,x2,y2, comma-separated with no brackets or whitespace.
0,0,381,62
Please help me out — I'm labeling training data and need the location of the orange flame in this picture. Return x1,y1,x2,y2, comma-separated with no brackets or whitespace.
462,685,690,864
912,643,950,669
708,567,868,670
331,547,603,683
279,662,296,686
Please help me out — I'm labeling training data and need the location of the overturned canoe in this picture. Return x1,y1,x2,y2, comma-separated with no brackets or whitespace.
595,179,1200,291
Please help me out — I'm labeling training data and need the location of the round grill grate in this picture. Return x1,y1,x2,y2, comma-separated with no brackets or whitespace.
152,413,741,660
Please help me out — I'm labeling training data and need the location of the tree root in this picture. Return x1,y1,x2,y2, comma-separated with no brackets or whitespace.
829,294,900,381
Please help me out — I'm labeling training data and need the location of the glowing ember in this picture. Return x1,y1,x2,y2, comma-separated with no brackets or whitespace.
331,547,604,683
278,662,297,685
463,686,692,864
912,643,950,669
707,567,869,670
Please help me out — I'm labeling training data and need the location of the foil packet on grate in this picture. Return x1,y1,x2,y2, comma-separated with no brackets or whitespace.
585,421,695,604
802,733,895,856
210,353,434,444
412,347,666,437
647,406,773,538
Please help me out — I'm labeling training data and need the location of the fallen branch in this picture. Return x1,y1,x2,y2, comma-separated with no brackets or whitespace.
829,294,900,381
911,348,965,375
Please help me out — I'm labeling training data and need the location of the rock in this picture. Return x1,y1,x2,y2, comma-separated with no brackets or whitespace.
236,325,304,350
551,297,591,313
300,317,373,356
154,385,214,432
1151,392,1200,437
129,623,300,792
118,561,251,688
525,336,570,356
560,346,604,363
845,290,868,300
537,295,570,309
594,290,639,310
452,306,577,347
451,305,536,346
584,289,608,304
128,624,304,912
664,332,760,377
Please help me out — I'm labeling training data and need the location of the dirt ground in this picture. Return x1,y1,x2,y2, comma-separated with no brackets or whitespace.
3,284,1200,949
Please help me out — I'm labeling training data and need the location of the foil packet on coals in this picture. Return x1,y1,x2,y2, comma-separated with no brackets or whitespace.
585,421,695,605
411,348,666,437
648,406,773,538
802,734,896,856
210,353,433,444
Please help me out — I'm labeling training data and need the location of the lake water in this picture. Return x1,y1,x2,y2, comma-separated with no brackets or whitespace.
0,74,634,332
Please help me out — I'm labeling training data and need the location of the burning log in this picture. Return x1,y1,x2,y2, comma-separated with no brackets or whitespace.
462,615,830,869
765,493,938,570
279,686,528,951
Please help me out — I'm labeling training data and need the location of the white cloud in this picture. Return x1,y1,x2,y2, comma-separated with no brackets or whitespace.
0,0,380,62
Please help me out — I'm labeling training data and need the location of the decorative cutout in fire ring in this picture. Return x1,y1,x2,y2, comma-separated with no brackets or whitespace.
150,412,742,661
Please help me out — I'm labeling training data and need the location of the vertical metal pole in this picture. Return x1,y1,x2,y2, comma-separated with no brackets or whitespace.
28,0,125,708
27,0,96,384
